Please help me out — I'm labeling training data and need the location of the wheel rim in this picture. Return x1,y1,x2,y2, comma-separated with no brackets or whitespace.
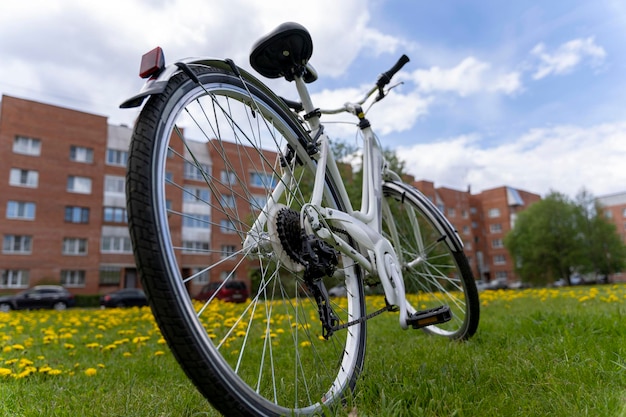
131,71,366,413
382,185,475,339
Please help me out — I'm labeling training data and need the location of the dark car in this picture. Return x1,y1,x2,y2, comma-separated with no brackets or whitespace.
100,288,149,308
0,285,76,312
194,281,249,303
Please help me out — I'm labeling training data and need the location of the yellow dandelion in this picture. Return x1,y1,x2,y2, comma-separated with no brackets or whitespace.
2,346,11,353
300,341,312,348
97,363,105,368
123,352,132,357
48,369,63,376
84,368,97,377
154,351,165,356
11,344,24,350
86,343,100,349
64,343,75,349
0,368,12,377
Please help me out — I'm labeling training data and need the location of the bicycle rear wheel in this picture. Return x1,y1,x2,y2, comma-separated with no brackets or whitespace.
381,182,479,340
126,65,366,416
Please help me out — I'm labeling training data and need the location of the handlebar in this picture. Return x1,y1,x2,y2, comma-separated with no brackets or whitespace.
321,54,410,115
377,54,410,90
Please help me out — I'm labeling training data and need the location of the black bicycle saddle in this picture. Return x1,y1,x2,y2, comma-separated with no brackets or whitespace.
250,22,316,82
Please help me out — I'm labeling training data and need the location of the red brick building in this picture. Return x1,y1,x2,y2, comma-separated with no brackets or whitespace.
7,94,622,295
413,181,542,284
0,95,257,295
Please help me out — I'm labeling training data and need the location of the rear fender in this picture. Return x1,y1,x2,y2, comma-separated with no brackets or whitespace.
120,57,227,108
120,57,286,111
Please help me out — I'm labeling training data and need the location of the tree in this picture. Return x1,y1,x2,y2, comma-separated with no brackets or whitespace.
575,189,626,281
505,189,626,285
505,192,583,285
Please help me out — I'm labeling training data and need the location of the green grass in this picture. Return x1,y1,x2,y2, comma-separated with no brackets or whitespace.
1,285,625,416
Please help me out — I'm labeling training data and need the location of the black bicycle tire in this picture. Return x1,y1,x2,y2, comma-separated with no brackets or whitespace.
126,65,367,416
382,181,480,340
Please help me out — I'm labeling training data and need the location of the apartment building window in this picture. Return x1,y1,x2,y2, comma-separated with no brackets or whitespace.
1,270,29,288
622,208,626,218
70,146,94,163
492,238,504,249
61,270,86,287
488,208,501,218
251,195,267,211
65,206,90,224
182,241,210,253
494,255,506,265
462,225,470,235
99,266,121,285
220,271,235,281
101,236,132,253
183,186,210,203
462,210,469,219
604,210,612,219
67,176,92,194
63,238,88,255
103,207,127,223
447,208,456,218
184,161,210,180
221,170,236,185
104,175,125,194
6,201,36,220
182,214,210,229
106,149,128,166
220,194,235,208
13,136,41,156
9,168,38,188
489,223,502,233
221,245,236,258
191,268,209,284
495,271,508,280
250,172,277,189
220,219,236,234
3,235,32,254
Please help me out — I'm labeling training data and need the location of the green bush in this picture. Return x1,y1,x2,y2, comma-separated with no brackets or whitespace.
74,294,101,308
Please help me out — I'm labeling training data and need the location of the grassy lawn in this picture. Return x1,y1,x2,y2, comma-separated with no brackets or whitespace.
1,285,625,416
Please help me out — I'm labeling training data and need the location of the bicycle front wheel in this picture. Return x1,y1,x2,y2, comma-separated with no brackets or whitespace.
126,65,366,416
381,181,479,340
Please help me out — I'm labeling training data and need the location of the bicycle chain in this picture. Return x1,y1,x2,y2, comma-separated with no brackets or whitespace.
330,303,396,332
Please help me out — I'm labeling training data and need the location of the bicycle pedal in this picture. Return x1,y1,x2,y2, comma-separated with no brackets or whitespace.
406,305,451,329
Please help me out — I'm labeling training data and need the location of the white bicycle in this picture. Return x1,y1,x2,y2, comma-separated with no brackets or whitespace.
122,22,479,417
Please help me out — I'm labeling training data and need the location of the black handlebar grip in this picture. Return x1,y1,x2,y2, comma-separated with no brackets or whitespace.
377,54,410,88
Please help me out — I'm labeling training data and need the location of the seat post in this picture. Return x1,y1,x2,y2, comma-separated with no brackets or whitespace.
294,75,321,131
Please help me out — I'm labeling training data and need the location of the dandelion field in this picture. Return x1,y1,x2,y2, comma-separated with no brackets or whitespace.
1,284,626,416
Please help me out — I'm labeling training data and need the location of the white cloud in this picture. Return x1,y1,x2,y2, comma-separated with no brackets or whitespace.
409,57,522,97
530,37,606,80
397,122,626,198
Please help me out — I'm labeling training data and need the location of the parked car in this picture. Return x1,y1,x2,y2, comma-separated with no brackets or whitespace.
194,281,249,303
100,288,149,308
0,285,75,312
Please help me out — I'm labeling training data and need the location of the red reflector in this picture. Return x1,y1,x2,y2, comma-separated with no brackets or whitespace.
139,47,165,79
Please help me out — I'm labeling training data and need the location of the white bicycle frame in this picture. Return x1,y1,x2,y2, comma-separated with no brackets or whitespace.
246,73,414,329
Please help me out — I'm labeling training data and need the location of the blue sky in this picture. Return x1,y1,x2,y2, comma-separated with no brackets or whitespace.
1,0,625,198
